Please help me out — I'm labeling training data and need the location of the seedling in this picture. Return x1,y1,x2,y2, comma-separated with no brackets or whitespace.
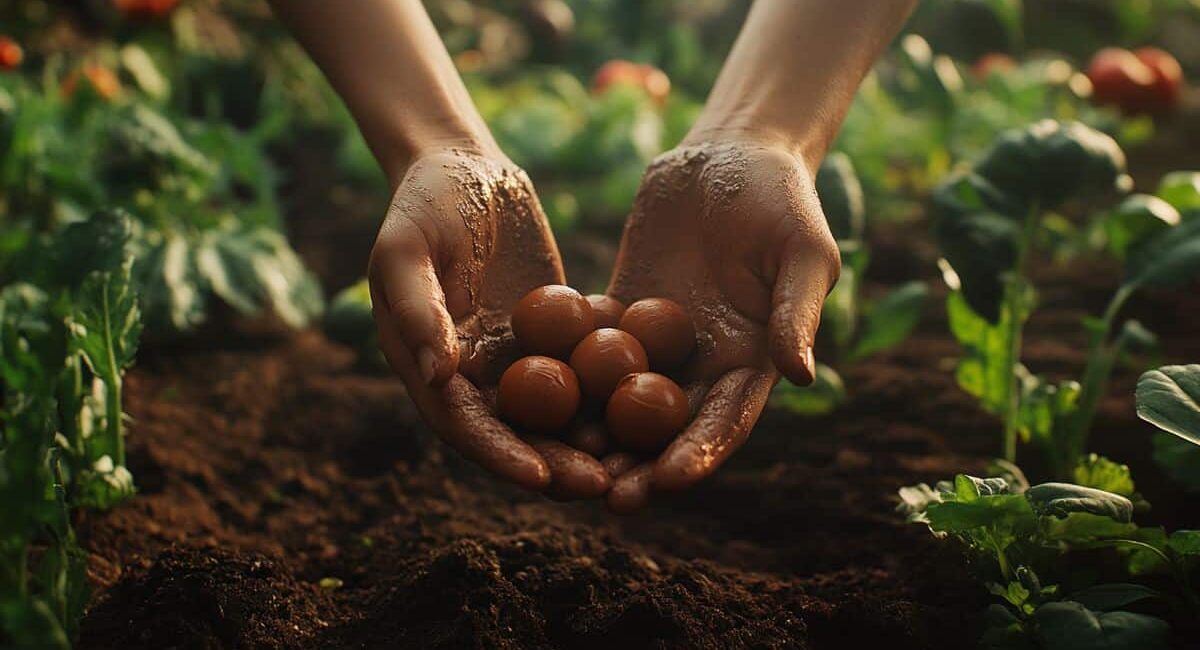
933,120,1200,476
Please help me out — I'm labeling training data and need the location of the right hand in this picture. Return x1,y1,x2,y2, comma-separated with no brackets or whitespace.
369,148,609,499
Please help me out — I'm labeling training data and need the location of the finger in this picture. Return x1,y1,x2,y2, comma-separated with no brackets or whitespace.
606,462,654,514
530,439,611,501
369,222,459,385
564,421,610,458
600,452,640,479
431,375,551,490
652,368,773,492
767,235,840,386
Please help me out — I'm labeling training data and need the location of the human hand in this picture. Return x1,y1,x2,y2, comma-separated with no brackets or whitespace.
604,136,841,512
369,148,609,499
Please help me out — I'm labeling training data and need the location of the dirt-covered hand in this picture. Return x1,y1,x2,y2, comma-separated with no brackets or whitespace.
605,139,841,512
369,149,607,499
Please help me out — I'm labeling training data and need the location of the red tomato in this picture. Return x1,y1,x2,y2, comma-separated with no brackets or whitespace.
972,53,1016,80
592,59,670,105
63,64,122,101
113,0,179,19
1134,47,1184,114
0,37,23,71
1087,47,1158,114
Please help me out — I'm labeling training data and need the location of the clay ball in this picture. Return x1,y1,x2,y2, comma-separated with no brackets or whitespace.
512,285,595,359
498,356,580,434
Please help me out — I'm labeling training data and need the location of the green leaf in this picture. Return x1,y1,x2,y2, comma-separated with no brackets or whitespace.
1042,512,1138,542
848,281,928,361
1124,219,1200,292
980,603,1036,650
1156,171,1200,211
769,363,847,416
1136,365,1200,445
816,152,866,241
976,120,1127,209
74,261,142,383
932,173,1022,320
1025,483,1133,522
1101,194,1180,261
1032,602,1169,650
1151,432,1200,492
925,492,1030,533
1072,454,1135,497
1069,584,1161,613
947,291,1023,413
76,455,136,509
1167,530,1200,556
53,211,133,289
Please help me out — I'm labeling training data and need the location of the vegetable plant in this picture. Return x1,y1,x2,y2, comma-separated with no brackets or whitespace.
1137,364,1200,493
0,60,322,335
933,119,1200,477
1,211,142,648
900,472,1200,649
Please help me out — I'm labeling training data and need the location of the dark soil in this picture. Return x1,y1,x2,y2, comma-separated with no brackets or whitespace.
75,135,1200,649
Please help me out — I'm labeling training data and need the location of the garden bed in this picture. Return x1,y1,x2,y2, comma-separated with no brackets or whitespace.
73,143,1200,647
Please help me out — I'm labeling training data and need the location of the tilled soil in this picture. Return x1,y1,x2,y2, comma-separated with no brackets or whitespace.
74,137,1200,649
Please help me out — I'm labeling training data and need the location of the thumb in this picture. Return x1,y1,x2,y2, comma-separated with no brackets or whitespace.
767,233,840,386
369,223,459,385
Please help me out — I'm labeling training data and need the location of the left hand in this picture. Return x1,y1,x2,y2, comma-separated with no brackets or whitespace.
604,136,841,512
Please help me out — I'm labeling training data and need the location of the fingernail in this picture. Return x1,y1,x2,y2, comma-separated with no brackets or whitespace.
801,346,816,385
417,346,439,385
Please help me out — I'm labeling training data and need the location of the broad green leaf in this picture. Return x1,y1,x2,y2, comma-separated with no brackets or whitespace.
1167,530,1200,556
1136,365,1200,445
976,120,1127,209
53,211,133,289
1072,454,1135,497
1152,432,1200,492
1124,218,1200,291
134,231,205,331
925,493,1030,533
1156,171,1200,211
947,291,1022,413
74,261,142,383
1032,602,1168,650
769,363,847,416
848,281,928,361
1015,373,1079,446
1125,527,1170,575
932,173,1022,320
954,474,1013,500
1025,483,1133,522
980,604,1035,650
816,152,865,241
1069,584,1161,613
1042,512,1137,542
1102,194,1180,261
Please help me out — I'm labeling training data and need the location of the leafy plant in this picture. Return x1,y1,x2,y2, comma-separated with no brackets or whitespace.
933,119,1200,476
1,211,142,648
899,473,1199,649
0,65,322,335
1137,364,1200,492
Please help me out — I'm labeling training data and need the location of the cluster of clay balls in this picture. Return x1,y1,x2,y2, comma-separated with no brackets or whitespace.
498,285,697,454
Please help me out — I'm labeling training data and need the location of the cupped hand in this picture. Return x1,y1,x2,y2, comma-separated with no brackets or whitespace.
604,137,841,512
369,148,608,499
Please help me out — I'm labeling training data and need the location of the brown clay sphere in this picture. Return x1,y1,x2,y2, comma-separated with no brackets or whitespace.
498,356,580,434
569,328,650,401
606,372,689,452
511,285,595,359
586,294,626,329
618,298,695,370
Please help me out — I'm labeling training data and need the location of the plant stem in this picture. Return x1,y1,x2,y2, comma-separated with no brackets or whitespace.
99,279,125,467
1001,202,1040,462
1060,285,1134,476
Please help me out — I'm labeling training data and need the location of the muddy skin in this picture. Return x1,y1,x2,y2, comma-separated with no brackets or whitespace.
371,150,593,496
605,141,840,508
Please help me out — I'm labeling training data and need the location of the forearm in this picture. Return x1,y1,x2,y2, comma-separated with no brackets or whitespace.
268,0,500,185
685,0,917,171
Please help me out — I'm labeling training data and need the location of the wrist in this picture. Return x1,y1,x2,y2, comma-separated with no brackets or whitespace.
680,120,824,176
382,119,506,189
